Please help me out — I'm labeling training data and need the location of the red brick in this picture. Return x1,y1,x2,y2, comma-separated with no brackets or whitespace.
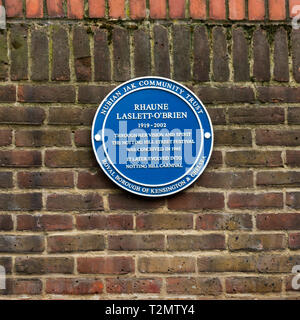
138,257,195,273
248,0,265,20
17,214,73,231
229,0,245,20
48,234,105,253
109,193,164,210
287,150,300,167
169,0,185,19
5,0,23,17
190,0,206,19
46,193,103,211
228,233,286,251
136,214,193,230
289,233,300,249
47,0,64,17
108,235,165,251
167,234,226,251
74,129,90,147
67,0,84,19
257,213,300,230
256,129,300,146
46,278,103,295
269,0,286,20
106,278,162,294
77,256,134,274
226,276,282,293
197,214,252,231
149,0,167,18
109,0,125,19
167,277,222,295
228,193,283,209
77,171,114,189
290,0,300,17
168,192,225,211
89,0,105,18
226,151,282,167
76,214,133,230
257,171,300,187
18,172,74,189
0,129,12,147
130,0,146,19
258,87,300,103
0,150,42,167
26,0,43,18
210,0,226,20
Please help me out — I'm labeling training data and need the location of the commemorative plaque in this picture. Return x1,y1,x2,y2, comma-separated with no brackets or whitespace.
92,77,213,197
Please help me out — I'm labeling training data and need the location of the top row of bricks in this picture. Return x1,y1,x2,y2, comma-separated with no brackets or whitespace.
1,0,300,21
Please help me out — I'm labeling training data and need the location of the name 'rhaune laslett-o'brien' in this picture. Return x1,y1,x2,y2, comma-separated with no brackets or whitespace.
116,103,188,120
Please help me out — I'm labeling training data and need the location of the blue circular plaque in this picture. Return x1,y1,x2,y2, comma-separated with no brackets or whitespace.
92,77,213,197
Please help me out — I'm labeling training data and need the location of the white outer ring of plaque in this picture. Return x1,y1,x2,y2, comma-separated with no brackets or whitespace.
91,76,214,197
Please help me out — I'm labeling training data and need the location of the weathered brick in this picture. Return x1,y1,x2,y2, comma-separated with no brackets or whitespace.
269,0,286,20
208,151,223,168
130,0,146,19
167,277,222,295
5,0,23,17
77,170,114,189
46,193,103,211
18,85,75,103
197,213,252,231
51,26,70,81
257,254,300,272
0,215,13,231
10,25,28,80
167,234,226,251
48,107,95,125
228,233,286,251
67,0,84,19
197,87,255,104
0,86,16,102
48,234,105,253
229,0,245,20
77,256,134,274
26,0,43,18
215,129,252,147
274,28,289,82
94,29,111,81
210,0,226,20
289,233,300,249
173,25,191,81
287,192,300,209
0,193,42,211
113,27,130,81
47,0,64,17
0,31,8,80
0,172,13,188
16,257,74,274
76,214,133,230
149,0,167,19
226,276,282,293
0,107,45,125
0,235,44,253
0,257,12,274
136,214,193,230
109,193,164,210
256,129,300,146
198,255,256,272
45,150,97,168
74,129,90,147
253,29,270,81
154,25,170,77
286,150,300,167
89,0,105,18
78,85,114,104
193,26,210,82
225,151,282,167
207,108,226,125
17,214,73,231
257,213,300,230
106,278,162,294
169,0,185,19
138,257,195,273
190,0,206,19
212,27,229,82
233,27,250,81
257,171,300,187
109,235,165,251
15,130,71,147
258,87,300,103
1,279,42,295
0,129,12,147
197,171,253,188
292,30,300,82
46,278,103,294
0,150,42,167
31,28,49,81
288,107,300,124
73,26,91,81
108,0,125,19
248,0,265,20
18,172,74,189
134,29,151,77
168,192,224,210
228,107,284,124
228,193,283,209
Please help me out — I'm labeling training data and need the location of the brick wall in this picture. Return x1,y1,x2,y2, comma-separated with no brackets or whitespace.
0,0,300,299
